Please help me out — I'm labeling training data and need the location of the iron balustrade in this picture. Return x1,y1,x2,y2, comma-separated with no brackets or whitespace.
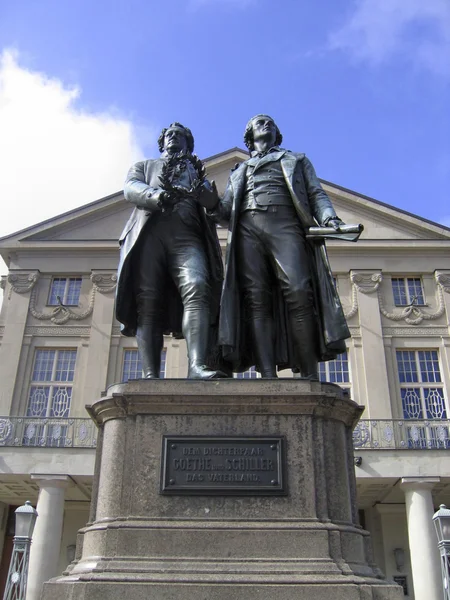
0,417,448,450
0,417,97,448
353,419,450,450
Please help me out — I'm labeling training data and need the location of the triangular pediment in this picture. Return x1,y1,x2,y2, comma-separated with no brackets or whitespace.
322,181,450,241
0,191,128,248
0,148,449,256
25,198,131,242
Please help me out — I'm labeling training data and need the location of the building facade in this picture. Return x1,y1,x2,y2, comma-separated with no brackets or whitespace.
0,148,449,600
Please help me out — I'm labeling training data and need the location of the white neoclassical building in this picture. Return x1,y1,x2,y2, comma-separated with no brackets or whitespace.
0,147,449,600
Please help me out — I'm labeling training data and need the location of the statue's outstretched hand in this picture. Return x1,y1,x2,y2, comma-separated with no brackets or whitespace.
197,180,220,210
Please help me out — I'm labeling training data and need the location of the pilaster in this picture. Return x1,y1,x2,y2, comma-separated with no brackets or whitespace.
81,271,116,402
435,270,450,331
350,270,392,418
0,270,39,414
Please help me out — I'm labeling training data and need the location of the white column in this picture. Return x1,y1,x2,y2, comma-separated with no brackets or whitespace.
401,477,441,600
26,475,71,600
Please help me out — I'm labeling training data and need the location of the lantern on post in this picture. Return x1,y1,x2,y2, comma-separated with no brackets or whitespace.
3,501,38,600
433,504,450,600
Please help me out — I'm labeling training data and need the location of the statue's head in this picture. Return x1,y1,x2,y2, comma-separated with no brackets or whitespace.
244,114,283,151
158,122,194,154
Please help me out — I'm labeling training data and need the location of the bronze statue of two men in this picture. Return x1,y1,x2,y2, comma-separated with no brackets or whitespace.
116,115,351,380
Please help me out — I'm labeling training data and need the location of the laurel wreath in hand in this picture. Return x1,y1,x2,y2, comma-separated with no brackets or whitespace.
158,152,206,207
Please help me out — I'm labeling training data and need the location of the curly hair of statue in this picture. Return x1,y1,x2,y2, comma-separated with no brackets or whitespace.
157,122,195,153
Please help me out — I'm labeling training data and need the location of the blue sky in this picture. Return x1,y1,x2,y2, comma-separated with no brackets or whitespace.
0,0,449,242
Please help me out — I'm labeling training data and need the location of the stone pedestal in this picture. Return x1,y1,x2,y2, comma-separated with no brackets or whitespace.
41,379,402,600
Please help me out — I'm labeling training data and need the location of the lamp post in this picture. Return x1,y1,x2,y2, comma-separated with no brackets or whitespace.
433,504,450,600
3,501,38,600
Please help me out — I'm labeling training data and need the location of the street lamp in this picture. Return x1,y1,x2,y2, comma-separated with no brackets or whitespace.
3,501,38,600
433,504,450,600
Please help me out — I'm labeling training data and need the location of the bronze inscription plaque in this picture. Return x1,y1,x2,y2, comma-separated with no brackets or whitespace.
161,436,286,495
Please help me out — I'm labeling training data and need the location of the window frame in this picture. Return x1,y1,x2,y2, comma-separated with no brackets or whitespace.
234,366,260,379
395,349,446,420
319,350,351,388
24,348,77,447
47,277,83,306
395,348,448,449
122,348,167,380
391,277,426,307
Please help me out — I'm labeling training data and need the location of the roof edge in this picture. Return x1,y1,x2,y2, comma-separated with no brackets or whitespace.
0,190,125,243
203,146,249,163
1,149,449,243
321,178,450,233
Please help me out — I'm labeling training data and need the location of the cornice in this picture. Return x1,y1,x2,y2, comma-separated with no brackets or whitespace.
382,327,448,337
87,380,362,429
24,326,91,337
8,239,450,249
326,240,450,252
3,238,450,256
3,241,120,250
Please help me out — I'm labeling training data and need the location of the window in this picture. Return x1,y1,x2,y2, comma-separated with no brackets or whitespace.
319,351,350,387
391,277,425,306
122,348,166,380
48,277,82,306
396,350,448,448
234,366,258,379
24,349,77,447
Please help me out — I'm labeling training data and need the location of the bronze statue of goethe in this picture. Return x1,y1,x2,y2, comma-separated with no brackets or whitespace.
115,123,226,379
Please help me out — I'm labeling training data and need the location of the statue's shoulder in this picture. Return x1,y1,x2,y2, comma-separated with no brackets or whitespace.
284,150,306,160
140,157,160,167
131,157,161,172
232,160,248,171
229,160,248,178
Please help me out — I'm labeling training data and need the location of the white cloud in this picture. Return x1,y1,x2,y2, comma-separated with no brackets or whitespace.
329,0,450,76
0,49,147,242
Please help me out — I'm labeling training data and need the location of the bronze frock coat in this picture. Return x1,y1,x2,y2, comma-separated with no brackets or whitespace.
115,158,224,338
217,150,350,372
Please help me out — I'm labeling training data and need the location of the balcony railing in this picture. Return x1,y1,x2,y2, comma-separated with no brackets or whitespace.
353,419,450,450
0,417,448,450
0,417,97,448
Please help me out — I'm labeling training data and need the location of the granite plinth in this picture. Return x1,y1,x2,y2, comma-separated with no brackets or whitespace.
41,379,402,600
